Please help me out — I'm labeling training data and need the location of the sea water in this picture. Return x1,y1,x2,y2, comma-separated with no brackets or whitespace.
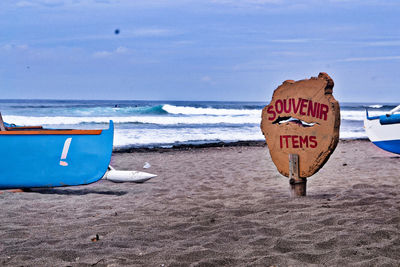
0,100,394,149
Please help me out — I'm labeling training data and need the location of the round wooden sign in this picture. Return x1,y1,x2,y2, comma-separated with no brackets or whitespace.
261,73,340,178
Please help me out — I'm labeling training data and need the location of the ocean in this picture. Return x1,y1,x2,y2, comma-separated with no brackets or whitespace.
0,100,394,149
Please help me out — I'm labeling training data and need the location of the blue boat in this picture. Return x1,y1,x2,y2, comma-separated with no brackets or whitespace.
0,116,114,189
365,105,400,154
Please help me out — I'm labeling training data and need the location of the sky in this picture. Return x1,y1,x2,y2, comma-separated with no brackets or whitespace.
0,0,400,102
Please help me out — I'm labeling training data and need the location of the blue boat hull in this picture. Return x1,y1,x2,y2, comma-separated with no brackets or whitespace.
372,140,400,155
0,121,114,189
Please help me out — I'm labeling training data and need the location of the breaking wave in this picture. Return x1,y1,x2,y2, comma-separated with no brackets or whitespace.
4,114,261,126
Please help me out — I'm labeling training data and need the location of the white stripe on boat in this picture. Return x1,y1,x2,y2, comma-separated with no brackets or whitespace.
60,138,72,166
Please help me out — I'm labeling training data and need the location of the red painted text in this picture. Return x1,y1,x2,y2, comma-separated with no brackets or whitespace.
267,98,329,121
279,135,317,149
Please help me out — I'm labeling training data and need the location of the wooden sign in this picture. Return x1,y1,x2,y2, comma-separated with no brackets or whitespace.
261,72,340,178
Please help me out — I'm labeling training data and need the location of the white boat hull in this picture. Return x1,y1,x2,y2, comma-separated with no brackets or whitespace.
364,113,400,154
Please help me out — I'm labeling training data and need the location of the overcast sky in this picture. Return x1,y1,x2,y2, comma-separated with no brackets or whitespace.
1,0,400,102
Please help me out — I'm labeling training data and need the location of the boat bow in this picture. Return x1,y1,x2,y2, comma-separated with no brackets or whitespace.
364,107,400,154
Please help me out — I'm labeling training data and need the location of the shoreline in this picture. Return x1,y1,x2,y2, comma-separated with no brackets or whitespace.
113,138,369,153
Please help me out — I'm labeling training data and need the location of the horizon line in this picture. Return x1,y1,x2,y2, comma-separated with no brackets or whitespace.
0,98,397,104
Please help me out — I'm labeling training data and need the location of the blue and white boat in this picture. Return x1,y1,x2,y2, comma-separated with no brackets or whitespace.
364,104,400,154
0,115,114,189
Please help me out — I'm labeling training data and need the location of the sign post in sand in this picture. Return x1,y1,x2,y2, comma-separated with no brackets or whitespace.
261,73,340,197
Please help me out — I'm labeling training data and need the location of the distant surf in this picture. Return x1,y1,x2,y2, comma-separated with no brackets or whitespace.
0,100,395,148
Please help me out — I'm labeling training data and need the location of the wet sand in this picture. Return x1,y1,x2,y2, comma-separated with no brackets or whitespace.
0,140,400,266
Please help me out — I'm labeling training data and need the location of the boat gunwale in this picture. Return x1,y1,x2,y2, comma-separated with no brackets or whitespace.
6,126,43,130
0,129,103,135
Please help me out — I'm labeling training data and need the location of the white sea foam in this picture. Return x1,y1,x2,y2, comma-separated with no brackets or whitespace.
339,131,367,139
4,115,261,126
113,127,368,147
162,104,261,116
340,110,383,121
5,110,378,126
113,127,265,147
369,104,383,108
2,106,372,147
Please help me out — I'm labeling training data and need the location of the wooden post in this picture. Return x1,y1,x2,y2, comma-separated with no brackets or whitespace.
0,112,5,131
289,154,306,197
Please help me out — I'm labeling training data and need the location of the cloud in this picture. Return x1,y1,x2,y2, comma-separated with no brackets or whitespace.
16,1,36,7
271,38,317,44
13,0,195,9
0,44,29,50
366,40,400,47
201,76,212,82
209,0,286,9
211,0,283,4
12,0,400,11
130,28,177,37
201,75,217,85
271,51,309,56
339,56,400,62
22,27,179,47
115,46,128,53
16,0,65,8
92,46,130,58
208,0,400,10
329,0,400,4
232,60,276,72
92,51,112,58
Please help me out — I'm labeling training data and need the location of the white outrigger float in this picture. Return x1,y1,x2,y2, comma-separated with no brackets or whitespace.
364,104,400,154
103,165,157,183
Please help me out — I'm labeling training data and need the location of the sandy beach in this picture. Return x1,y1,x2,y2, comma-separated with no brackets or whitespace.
0,140,400,266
